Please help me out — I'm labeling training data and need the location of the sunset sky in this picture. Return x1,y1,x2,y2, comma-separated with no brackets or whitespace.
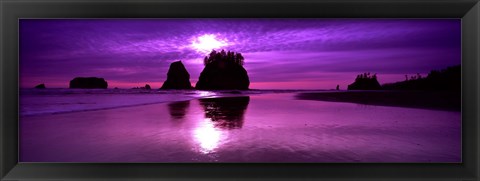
20,19,461,89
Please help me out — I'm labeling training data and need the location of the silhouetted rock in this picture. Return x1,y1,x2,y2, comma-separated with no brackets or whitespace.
161,61,193,89
34,84,46,89
69,77,108,89
348,73,381,90
145,84,151,90
196,50,250,90
382,65,460,91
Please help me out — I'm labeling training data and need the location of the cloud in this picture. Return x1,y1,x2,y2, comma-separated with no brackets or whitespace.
20,19,460,89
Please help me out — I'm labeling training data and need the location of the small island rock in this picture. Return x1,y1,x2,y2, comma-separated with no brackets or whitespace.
145,84,151,90
34,84,46,89
69,77,108,89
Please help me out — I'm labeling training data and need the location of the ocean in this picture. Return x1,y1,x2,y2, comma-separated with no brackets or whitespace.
19,88,461,162
20,88,306,116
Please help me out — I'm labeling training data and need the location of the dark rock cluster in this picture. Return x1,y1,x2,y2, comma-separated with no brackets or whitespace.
57,50,251,90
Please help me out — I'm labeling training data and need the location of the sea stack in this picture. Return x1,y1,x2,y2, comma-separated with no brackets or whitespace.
160,61,193,89
69,77,108,89
34,84,46,89
195,50,250,90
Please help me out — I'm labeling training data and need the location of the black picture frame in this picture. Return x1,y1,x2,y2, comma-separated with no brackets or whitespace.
1,0,479,180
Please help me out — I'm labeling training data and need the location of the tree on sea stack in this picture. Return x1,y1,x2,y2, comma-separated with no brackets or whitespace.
196,50,250,90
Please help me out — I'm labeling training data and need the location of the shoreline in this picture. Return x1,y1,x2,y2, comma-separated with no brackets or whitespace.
20,89,325,117
295,90,461,111
22,90,461,117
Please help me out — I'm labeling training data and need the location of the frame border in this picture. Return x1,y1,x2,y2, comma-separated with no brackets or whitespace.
1,0,479,180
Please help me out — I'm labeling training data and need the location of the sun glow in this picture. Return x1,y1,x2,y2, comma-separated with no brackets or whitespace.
191,34,228,53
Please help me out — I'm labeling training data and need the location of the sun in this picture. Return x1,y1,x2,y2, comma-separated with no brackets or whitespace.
191,34,228,53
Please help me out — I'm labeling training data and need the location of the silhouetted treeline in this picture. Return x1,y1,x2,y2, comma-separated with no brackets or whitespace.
348,72,381,90
382,65,460,91
203,49,244,66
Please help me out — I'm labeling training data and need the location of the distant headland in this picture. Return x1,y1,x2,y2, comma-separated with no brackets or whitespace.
382,65,460,91
347,65,460,91
298,65,461,111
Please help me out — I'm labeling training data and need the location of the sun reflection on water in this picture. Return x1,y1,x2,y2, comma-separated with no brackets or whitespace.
193,118,223,154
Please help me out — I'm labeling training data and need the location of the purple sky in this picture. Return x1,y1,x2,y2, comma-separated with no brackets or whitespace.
20,19,461,89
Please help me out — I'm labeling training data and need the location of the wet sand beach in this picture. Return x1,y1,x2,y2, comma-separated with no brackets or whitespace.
20,93,461,162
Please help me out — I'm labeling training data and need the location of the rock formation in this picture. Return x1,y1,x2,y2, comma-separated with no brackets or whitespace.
34,84,46,89
195,50,250,90
144,84,151,90
348,73,381,90
69,77,108,89
160,61,193,89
